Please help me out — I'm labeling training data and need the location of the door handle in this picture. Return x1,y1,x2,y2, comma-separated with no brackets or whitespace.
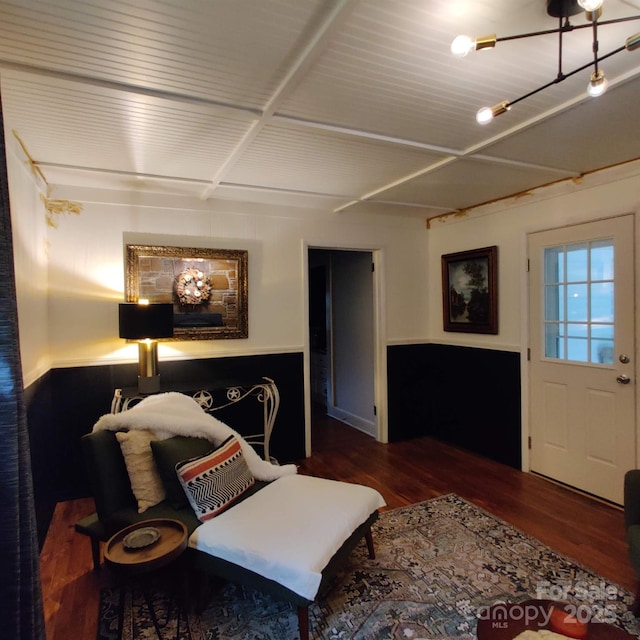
616,374,631,384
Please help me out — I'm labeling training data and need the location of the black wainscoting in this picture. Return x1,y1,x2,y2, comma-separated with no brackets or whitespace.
24,372,57,547
25,352,304,544
387,343,521,469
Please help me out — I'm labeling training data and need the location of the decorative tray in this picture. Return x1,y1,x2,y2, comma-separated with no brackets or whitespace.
123,526,161,550
104,519,188,570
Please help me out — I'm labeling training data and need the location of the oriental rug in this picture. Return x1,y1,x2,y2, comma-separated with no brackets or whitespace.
97,493,640,640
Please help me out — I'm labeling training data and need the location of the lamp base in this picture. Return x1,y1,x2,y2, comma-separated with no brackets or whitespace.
138,374,161,394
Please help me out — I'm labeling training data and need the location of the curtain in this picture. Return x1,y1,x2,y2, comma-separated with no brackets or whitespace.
0,89,46,639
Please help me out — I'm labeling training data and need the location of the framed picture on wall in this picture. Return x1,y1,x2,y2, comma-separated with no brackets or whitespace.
442,245,498,334
125,244,248,340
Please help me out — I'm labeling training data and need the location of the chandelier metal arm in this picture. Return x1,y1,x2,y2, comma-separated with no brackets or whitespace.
495,14,640,44
496,24,574,43
509,42,626,108
558,16,566,78
596,15,640,26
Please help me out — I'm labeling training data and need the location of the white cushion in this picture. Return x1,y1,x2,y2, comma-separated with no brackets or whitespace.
188,474,386,601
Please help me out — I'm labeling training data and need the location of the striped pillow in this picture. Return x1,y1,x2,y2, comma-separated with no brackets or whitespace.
176,435,255,521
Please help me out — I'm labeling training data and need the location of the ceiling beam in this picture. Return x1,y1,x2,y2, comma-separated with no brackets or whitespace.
198,0,361,200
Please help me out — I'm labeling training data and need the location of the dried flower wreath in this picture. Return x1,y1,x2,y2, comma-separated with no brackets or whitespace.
175,268,211,305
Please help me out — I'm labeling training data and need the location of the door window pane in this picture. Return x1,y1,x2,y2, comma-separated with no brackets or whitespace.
591,241,613,280
590,282,613,322
591,324,613,340
567,323,588,338
567,338,588,361
545,285,564,321
593,340,614,364
543,239,614,364
545,246,563,283
566,243,588,281
567,284,587,321
545,324,562,359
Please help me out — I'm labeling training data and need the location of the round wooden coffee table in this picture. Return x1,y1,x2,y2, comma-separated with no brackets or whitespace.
476,599,636,639
104,518,188,575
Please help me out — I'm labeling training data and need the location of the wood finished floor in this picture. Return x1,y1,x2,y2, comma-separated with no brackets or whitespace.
40,411,637,640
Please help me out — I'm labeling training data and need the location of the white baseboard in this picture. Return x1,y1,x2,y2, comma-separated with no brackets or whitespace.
326,405,375,437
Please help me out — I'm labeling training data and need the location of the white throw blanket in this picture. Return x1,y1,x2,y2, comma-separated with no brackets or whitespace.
93,391,297,482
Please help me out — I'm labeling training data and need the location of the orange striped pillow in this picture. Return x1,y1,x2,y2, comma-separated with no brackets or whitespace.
176,435,255,521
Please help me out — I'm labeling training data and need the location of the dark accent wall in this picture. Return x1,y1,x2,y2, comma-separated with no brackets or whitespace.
27,344,521,545
25,352,304,545
387,343,521,469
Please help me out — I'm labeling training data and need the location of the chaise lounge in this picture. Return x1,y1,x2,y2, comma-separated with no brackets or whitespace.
76,393,386,640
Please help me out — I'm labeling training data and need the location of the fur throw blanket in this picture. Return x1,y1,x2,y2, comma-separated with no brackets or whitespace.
93,392,297,482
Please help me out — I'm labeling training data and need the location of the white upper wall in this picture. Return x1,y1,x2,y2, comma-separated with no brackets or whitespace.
8,109,640,390
9,166,431,381
5,132,49,386
426,163,640,351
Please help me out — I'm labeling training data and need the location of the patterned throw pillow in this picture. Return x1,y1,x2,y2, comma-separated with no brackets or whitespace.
176,435,255,522
151,436,214,509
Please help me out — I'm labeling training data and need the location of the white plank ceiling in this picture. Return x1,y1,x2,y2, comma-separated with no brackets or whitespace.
0,0,639,219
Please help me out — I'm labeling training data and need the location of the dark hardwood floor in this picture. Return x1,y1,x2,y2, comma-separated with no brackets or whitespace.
40,410,637,640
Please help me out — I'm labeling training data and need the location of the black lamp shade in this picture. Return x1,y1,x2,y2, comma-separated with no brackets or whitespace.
119,303,174,340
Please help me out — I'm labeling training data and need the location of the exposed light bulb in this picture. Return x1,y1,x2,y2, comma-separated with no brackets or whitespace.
476,106,494,124
476,101,510,125
578,0,604,11
587,69,608,97
451,34,496,57
451,35,475,57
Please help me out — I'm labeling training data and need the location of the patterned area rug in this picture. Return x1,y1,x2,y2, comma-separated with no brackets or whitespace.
97,494,640,639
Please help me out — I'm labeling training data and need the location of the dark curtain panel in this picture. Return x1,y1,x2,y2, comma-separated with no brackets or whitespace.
0,91,46,638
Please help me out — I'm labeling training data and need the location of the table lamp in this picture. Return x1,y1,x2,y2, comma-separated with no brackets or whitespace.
118,302,174,393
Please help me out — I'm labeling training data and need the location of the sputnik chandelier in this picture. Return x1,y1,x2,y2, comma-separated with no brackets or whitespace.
451,0,640,124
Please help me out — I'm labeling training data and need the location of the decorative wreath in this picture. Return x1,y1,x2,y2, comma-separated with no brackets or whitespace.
175,268,211,305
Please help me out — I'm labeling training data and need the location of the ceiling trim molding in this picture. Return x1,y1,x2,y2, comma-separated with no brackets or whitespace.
270,114,462,156
334,157,459,213
9,129,48,194
198,0,361,201
467,154,579,176
35,162,212,186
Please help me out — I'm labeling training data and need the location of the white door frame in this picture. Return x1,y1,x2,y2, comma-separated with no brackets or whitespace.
302,240,388,457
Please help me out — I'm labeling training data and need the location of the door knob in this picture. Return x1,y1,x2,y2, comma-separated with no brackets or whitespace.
616,374,631,384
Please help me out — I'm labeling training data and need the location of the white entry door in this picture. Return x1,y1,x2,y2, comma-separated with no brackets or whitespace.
528,216,635,505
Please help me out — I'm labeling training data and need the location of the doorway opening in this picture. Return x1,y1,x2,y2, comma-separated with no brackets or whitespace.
308,248,376,449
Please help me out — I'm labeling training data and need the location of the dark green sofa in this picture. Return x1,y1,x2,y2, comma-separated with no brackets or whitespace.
75,429,379,640
76,429,268,545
